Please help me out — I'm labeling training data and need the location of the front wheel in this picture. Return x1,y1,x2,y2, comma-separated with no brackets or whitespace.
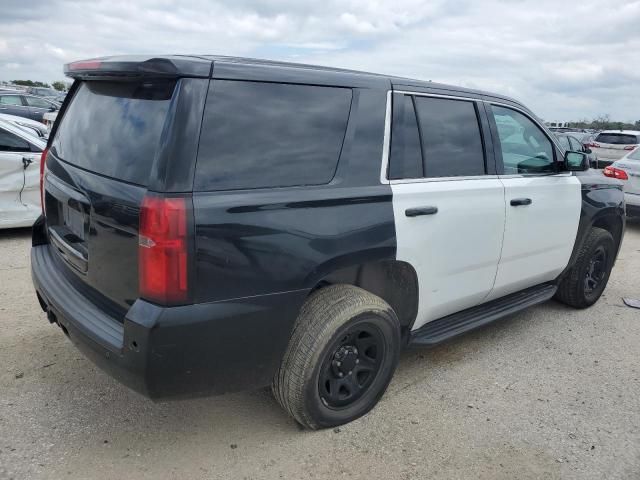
555,227,615,308
272,285,401,430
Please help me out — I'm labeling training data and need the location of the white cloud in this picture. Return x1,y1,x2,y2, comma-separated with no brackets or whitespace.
0,0,638,120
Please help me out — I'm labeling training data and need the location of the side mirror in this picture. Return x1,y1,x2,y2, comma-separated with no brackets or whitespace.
48,106,56,112
565,151,589,172
583,147,592,154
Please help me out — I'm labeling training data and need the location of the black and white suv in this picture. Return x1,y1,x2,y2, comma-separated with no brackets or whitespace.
31,56,625,429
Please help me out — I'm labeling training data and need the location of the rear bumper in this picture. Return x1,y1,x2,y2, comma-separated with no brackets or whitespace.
31,242,306,399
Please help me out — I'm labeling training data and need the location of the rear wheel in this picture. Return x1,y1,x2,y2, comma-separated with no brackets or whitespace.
272,285,400,430
555,227,615,308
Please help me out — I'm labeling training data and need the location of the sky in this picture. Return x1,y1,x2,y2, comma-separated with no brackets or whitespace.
1,0,639,122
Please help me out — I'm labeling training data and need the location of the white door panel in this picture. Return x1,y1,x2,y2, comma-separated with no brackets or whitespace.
0,152,41,228
486,175,581,300
392,179,505,331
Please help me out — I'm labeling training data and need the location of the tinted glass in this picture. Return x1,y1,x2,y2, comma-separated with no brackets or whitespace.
25,96,52,108
389,94,422,179
557,135,571,151
568,136,583,151
0,128,31,152
52,80,175,186
414,97,485,177
0,95,23,106
595,133,639,145
492,105,555,174
195,81,352,191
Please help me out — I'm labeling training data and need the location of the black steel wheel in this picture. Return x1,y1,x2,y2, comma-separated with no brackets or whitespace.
318,322,385,409
272,285,400,429
584,245,608,299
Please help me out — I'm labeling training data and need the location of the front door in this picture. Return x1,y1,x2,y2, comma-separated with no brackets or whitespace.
485,104,581,300
387,92,505,331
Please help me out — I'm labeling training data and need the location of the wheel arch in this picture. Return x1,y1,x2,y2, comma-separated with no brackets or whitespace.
307,257,419,335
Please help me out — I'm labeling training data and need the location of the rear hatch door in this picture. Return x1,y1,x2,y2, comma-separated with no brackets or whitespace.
44,78,183,316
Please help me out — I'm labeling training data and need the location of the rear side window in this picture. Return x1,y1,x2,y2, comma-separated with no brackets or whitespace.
195,80,352,191
52,80,175,186
414,97,485,178
595,133,639,145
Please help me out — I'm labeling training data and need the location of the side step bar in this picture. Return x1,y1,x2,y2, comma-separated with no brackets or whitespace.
409,283,557,346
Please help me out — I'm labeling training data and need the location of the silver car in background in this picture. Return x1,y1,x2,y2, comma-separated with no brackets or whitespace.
607,147,640,218
589,130,640,167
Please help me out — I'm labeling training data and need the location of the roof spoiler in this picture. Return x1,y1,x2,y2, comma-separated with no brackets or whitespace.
64,55,212,80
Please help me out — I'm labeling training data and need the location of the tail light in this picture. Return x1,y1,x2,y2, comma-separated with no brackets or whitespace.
624,145,637,151
139,195,189,305
40,147,49,213
589,143,600,148
603,166,628,180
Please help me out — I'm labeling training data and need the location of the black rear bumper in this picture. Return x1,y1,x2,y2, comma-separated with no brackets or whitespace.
31,243,306,399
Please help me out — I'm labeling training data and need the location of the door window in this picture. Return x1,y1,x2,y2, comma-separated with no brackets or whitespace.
0,95,23,106
491,105,555,174
25,96,53,108
557,135,571,151
388,94,486,179
0,128,31,152
568,136,583,151
415,97,485,177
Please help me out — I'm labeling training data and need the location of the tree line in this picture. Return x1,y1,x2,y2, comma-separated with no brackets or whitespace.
9,80,69,91
561,115,640,131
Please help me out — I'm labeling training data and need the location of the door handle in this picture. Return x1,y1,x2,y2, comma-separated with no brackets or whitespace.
510,198,532,206
405,206,438,217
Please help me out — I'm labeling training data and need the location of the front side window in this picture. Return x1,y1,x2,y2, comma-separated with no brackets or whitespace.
557,135,571,151
414,97,485,178
0,128,31,152
195,81,352,191
568,136,584,151
491,105,555,174
0,95,23,106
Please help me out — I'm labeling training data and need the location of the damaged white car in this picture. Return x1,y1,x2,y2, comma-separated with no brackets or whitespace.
0,120,45,228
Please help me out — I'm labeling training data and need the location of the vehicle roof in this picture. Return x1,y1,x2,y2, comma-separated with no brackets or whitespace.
66,54,524,108
0,113,46,128
598,130,640,135
0,118,46,147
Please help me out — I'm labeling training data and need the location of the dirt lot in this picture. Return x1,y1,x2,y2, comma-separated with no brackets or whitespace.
1,221,639,480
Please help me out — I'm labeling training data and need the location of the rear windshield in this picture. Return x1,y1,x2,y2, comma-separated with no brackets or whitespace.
52,80,175,186
595,133,639,145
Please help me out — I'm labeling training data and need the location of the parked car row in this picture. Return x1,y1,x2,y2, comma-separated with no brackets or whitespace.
0,92,60,122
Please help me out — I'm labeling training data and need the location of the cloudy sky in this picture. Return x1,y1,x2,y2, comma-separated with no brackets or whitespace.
1,0,639,121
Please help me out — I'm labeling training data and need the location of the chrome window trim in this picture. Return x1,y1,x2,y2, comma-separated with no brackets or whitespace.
379,90,392,184
394,90,479,102
390,175,499,185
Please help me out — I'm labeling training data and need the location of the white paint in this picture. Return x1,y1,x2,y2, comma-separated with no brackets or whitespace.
391,178,505,331
485,175,581,300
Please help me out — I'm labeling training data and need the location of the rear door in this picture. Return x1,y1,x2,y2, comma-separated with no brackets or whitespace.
389,92,505,330
44,79,184,314
486,104,581,300
592,132,639,161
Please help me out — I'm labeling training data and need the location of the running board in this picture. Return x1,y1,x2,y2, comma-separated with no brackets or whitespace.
409,283,557,346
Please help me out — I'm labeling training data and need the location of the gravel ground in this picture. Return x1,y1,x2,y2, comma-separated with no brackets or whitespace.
1,221,639,480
